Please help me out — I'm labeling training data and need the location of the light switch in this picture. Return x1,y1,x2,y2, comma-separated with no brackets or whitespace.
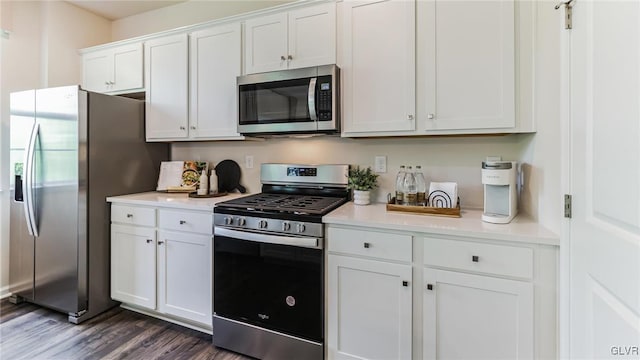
245,155,254,169
374,156,387,173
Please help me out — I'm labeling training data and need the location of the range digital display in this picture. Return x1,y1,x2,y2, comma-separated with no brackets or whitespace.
287,167,317,177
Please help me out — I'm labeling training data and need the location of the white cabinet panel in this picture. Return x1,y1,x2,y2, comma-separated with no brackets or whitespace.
328,254,412,360
158,208,212,235
244,3,336,74
341,0,416,134
158,231,212,325
425,1,515,131
145,34,189,141
423,268,533,360
190,23,244,139
82,43,143,94
111,204,156,227
111,224,156,310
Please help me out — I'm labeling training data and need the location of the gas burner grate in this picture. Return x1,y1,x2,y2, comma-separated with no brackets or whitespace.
217,194,346,215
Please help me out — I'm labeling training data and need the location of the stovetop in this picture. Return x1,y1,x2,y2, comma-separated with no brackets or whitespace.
215,193,347,216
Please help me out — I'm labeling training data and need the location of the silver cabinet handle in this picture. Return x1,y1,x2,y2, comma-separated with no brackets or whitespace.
280,55,286,61
190,126,196,130
158,241,164,245
105,81,110,85
179,220,186,225
146,239,153,244
287,55,293,60
427,113,435,119
426,284,433,291
363,242,371,248
408,114,414,120
472,255,479,262
126,213,133,218
179,126,186,130
402,281,409,287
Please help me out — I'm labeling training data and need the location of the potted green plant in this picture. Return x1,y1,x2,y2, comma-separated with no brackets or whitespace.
347,166,379,205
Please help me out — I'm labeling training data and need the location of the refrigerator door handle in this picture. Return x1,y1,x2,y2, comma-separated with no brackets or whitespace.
24,122,39,237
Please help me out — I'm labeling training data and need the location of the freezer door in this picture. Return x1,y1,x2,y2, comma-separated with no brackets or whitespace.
9,90,36,301
32,86,84,314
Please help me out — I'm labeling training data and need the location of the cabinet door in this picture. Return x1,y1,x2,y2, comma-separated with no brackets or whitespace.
82,50,110,93
423,268,533,360
145,34,189,140
288,3,336,69
111,224,156,310
342,0,416,134
328,255,412,360
424,1,515,131
111,43,143,93
189,23,244,140
157,230,212,326
244,12,288,74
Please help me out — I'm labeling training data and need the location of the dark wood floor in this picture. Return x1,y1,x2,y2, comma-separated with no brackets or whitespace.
0,299,251,360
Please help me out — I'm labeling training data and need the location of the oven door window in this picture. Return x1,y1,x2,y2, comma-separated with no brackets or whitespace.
239,78,313,125
214,234,323,342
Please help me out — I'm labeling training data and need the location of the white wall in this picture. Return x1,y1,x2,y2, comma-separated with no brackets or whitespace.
173,135,527,209
0,1,111,298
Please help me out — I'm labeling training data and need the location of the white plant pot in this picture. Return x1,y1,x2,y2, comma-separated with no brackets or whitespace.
353,190,371,205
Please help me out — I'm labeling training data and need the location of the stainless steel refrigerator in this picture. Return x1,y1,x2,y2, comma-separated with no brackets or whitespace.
9,85,169,323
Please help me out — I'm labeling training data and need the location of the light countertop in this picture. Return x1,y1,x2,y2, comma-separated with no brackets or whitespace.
323,202,559,246
106,191,250,212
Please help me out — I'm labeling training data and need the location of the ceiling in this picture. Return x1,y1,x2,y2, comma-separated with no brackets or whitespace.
66,0,189,21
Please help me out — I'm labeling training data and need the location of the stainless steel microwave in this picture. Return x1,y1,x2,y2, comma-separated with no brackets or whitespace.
237,65,339,135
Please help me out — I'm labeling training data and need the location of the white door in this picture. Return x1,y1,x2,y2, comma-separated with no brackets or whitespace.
423,268,533,360
567,1,640,358
157,231,212,325
82,50,110,93
145,34,189,140
111,43,143,93
189,23,243,139
287,3,336,69
244,12,288,74
110,224,157,310
341,0,415,134
327,254,412,360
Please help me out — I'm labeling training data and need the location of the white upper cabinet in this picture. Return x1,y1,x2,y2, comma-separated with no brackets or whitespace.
82,43,143,94
341,0,416,135
244,2,336,74
189,23,244,140
424,0,515,132
145,34,189,141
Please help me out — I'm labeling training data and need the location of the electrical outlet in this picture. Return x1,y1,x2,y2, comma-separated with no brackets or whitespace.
374,156,387,173
245,155,254,169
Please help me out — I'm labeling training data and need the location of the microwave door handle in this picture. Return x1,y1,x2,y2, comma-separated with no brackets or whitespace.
308,77,318,121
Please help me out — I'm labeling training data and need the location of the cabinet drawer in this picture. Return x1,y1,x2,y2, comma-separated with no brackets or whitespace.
423,238,533,279
158,209,213,235
111,204,156,227
327,227,412,262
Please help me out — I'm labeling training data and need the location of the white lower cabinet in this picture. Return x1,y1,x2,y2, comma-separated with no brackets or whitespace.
110,204,213,332
326,225,556,360
327,227,413,360
328,255,412,360
423,268,533,360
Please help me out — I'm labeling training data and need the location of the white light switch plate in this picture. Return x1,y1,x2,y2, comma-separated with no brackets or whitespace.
245,155,254,169
374,156,387,173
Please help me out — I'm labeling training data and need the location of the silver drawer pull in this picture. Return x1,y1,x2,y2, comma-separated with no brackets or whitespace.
158,241,164,245
126,214,133,218
472,255,479,262
146,239,153,244
363,242,371,249
179,220,186,225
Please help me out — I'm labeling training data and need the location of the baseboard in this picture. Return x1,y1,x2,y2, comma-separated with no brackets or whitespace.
0,286,11,300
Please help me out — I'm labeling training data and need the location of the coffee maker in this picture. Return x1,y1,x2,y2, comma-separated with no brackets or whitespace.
481,160,519,224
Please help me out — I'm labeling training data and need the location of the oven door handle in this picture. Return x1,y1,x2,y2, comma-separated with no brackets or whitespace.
214,227,321,249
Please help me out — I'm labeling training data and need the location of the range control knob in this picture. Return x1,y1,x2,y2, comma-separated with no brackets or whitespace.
282,221,291,231
224,216,233,225
259,220,268,229
236,217,246,226
296,223,306,233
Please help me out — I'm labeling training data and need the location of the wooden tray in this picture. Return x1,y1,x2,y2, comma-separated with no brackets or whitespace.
188,191,228,198
386,197,461,218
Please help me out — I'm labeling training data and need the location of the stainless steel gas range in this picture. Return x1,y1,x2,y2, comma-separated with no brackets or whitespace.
212,163,349,360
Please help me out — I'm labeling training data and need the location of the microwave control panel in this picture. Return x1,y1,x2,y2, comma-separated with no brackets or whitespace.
317,75,332,121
